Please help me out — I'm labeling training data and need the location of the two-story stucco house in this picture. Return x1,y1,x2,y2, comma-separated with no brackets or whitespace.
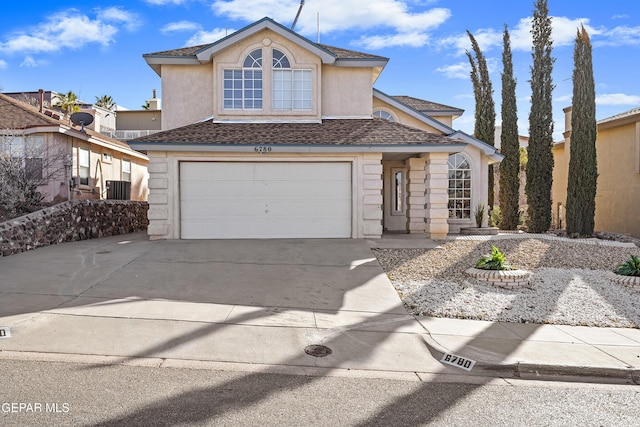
129,17,502,240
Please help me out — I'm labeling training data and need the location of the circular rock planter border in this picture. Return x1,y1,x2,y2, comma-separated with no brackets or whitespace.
606,272,640,290
465,267,532,289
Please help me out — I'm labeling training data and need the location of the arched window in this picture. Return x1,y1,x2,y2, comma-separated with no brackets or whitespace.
272,49,312,110
224,49,263,109
373,110,395,121
448,154,472,219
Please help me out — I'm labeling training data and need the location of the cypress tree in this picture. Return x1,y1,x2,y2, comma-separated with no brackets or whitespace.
466,31,496,209
499,25,520,230
526,0,555,233
566,25,597,236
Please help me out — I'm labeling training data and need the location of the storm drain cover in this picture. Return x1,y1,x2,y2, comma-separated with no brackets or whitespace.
304,345,332,357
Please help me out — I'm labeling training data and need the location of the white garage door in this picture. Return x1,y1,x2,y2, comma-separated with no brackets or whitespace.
180,162,352,239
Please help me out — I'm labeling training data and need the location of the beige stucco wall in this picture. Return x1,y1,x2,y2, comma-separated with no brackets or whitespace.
116,110,162,131
145,152,382,240
552,117,640,237
372,98,453,132
321,66,373,117
161,64,213,130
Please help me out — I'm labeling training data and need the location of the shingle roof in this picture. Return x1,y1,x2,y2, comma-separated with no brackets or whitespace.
145,42,385,61
392,96,463,114
145,44,210,57
0,93,136,152
130,118,463,146
0,93,61,128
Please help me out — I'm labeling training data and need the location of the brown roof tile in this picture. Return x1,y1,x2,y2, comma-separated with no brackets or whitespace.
0,93,137,152
392,95,462,114
0,93,61,129
144,42,385,61
130,118,463,146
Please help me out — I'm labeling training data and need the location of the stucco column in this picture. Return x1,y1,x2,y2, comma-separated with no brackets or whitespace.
146,153,170,240
361,154,383,238
405,157,427,234
424,152,450,240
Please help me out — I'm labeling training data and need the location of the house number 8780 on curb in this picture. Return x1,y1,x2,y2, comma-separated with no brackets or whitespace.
254,146,272,153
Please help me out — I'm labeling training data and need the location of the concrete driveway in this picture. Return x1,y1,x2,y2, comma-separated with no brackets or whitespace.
0,233,448,377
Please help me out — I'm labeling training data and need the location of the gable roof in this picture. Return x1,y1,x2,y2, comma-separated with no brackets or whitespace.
143,17,388,77
0,93,147,160
128,118,466,154
373,89,503,163
391,95,463,118
0,92,62,129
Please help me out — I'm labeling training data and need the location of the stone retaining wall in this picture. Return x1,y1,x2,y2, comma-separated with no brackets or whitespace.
0,200,148,257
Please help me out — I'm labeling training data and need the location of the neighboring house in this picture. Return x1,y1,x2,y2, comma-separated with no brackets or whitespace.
0,93,149,203
129,17,502,240
552,106,640,238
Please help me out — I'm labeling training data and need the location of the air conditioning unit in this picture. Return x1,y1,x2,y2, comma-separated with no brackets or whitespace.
106,180,131,200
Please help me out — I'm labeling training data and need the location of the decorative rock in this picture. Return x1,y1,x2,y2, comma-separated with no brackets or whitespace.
0,200,149,257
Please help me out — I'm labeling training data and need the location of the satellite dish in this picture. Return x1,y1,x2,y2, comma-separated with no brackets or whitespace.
70,112,94,133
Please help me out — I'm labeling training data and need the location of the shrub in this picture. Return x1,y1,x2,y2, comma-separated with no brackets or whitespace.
475,246,513,270
614,255,640,277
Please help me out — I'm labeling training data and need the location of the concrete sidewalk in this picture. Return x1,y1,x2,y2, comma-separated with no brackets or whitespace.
0,233,638,385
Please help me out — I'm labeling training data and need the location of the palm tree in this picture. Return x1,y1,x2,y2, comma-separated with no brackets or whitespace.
95,94,116,110
54,91,80,116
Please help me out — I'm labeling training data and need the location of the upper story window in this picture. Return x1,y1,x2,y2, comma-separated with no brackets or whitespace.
373,110,395,121
448,153,472,219
272,49,312,110
223,49,263,109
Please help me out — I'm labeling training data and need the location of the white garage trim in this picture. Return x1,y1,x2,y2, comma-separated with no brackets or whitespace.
179,161,353,238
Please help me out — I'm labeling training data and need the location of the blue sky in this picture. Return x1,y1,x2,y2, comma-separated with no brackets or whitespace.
1,0,639,140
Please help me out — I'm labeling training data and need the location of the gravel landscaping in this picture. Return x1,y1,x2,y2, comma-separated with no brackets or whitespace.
373,235,640,328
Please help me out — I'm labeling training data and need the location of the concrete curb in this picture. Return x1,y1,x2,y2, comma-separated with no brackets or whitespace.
422,334,640,385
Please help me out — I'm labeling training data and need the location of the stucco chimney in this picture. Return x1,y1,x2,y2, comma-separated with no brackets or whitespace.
148,89,161,111
38,89,44,113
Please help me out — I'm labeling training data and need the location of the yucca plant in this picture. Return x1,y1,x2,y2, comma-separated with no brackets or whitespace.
475,245,512,271
614,255,640,277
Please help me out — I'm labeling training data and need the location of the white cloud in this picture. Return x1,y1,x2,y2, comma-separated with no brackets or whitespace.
97,7,140,31
211,0,451,49
435,62,469,79
594,26,640,47
0,59,7,69
441,16,599,55
0,11,119,54
186,28,235,46
20,56,47,68
596,93,640,105
161,21,202,34
611,14,629,20
357,31,429,49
